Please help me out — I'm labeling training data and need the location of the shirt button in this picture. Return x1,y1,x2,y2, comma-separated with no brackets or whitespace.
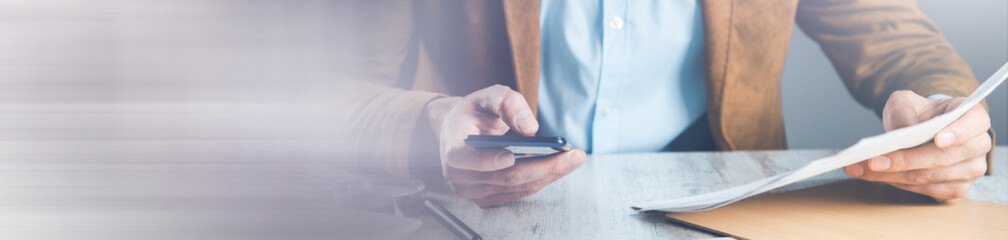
609,16,624,30
601,107,613,117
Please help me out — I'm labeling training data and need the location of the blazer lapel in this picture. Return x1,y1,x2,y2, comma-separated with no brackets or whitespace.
701,0,800,150
700,0,735,149
501,0,541,116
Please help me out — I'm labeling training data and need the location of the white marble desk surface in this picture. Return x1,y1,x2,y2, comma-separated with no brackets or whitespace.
411,146,1008,239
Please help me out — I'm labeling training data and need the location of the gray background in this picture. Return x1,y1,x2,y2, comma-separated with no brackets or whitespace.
782,0,1008,148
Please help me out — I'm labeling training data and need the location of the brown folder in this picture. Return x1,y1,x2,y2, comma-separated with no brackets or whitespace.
666,180,1008,240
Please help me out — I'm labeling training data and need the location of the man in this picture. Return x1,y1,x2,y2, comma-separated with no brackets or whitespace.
345,0,995,207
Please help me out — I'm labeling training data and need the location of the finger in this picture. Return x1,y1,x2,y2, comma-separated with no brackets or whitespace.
452,175,560,200
447,150,586,199
855,156,986,185
472,190,538,208
471,85,538,136
844,161,868,178
444,146,515,171
891,181,974,201
444,150,586,187
474,115,511,135
867,134,990,172
934,105,991,148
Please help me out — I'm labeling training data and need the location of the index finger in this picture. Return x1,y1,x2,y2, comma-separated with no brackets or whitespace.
445,149,586,186
868,134,991,172
445,144,516,171
934,104,990,148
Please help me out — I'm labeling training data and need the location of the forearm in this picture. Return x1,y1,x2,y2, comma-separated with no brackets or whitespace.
796,0,978,116
337,81,443,177
408,96,461,182
797,0,995,174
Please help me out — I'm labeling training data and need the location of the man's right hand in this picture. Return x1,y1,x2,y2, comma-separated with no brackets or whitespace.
423,85,588,207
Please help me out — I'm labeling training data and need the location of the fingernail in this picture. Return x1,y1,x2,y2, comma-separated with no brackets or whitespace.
870,156,891,171
847,164,864,177
937,131,956,147
513,110,537,134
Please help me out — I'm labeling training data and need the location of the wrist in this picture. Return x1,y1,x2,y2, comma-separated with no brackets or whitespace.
423,96,462,137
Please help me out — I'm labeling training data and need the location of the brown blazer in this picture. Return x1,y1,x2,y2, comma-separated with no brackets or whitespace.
346,0,994,178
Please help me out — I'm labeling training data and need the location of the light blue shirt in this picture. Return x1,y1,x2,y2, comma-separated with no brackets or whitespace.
537,0,706,153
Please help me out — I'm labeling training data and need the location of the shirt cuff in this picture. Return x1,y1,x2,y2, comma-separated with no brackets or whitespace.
927,94,954,100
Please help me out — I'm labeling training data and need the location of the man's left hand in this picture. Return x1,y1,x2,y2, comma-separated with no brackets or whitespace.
845,90,991,200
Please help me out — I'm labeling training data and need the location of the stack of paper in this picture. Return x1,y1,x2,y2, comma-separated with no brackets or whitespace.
633,62,1008,213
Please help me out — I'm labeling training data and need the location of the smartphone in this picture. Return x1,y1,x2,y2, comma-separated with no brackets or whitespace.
464,135,572,159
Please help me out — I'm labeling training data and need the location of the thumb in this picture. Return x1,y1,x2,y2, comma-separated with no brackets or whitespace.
472,85,539,136
881,90,929,131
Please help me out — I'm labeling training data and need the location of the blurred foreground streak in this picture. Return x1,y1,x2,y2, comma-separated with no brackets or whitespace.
0,0,413,239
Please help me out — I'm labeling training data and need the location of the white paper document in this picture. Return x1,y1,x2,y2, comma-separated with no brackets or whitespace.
633,62,1008,213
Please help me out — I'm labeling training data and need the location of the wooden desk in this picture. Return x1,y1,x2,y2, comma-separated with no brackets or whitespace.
411,146,1008,239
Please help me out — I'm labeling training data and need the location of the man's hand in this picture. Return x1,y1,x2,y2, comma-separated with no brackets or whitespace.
845,90,991,200
424,85,588,207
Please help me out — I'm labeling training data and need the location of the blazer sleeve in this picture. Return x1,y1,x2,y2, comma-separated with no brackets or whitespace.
337,0,443,178
795,0,995,174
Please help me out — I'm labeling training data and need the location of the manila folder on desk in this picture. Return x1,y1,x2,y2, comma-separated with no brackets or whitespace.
665,180,1008,240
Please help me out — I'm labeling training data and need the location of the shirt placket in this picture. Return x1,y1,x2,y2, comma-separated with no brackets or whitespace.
592,0,628,153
